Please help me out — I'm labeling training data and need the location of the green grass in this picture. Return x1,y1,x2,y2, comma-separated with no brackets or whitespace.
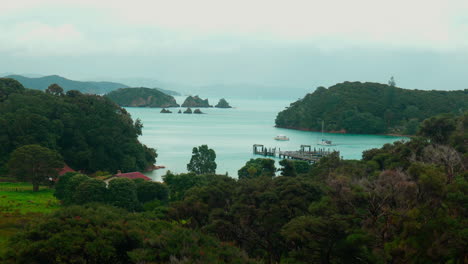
0,182,60,256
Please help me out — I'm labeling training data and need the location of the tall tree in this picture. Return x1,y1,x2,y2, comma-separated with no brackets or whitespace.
45,83,64,96
8,144,63,191
187,145,217,174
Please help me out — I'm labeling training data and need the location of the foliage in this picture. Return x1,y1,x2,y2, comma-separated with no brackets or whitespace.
106,87,179,107
3,204,258,264
7,144,63,191
187,145,217,174
0,78,156,174
164,112,467,263
418,113,457,144
55,173,90,205
237,158,276,179
135,180,169,203
45,83,64,96
275,81,467,134
72,178,108,205
278,159,297,177
107,177,139,211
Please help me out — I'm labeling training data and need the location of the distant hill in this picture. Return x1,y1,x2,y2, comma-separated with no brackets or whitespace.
89,76,182,96
106,88,180,108
5,74,180,96
5,75,128,94
275,81,468,135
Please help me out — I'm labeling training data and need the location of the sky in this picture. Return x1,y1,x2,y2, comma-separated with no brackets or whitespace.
1,0,467,95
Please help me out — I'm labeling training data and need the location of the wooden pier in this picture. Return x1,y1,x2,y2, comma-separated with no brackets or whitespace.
253,144,336,163
253,144,277,157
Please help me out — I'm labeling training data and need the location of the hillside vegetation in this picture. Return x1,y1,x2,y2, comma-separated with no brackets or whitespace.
5,75,181,96
0,78,156,174
106,87,180,107
275,82,467,134
6,75,128,94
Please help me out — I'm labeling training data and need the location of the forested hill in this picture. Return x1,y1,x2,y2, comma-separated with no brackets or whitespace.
0,78,157,174
106,88,180,108
275,82,467,134
4,74,181,96
6,74,129,94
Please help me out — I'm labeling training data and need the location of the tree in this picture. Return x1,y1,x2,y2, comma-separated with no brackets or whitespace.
108,177,139,211
8,145,63,191
187,145,217,174
388,76,396,87
72,178,108,204
5,205,258,264
279,159,297,177
136,180,169,203
45,83,64,96
238,158,276,179
0,78,24,102
53,172,82,200
418,114,456,144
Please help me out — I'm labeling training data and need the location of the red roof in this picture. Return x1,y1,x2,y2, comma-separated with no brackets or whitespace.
58,164,75,176
114,172,151,181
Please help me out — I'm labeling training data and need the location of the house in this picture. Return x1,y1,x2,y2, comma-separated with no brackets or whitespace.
104,170,152,184
58,164,76,176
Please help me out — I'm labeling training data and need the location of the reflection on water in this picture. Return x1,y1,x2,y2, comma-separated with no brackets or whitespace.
125,97,406,181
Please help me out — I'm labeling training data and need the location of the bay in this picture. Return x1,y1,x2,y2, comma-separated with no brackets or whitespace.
125,97,406,181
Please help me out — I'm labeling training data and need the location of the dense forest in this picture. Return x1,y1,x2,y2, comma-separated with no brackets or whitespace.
0,78,156,174
106,87,180,108
2,109,466,263
275,82,467,135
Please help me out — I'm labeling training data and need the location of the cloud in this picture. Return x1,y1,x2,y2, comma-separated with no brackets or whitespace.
1,0,467,56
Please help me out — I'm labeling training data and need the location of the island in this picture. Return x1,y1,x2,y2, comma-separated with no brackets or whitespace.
106,87,179,108
183,108,193,114
181,95,212,107
275,81,468,135
215,98,232,108
194,109,204,114
160,108,172,113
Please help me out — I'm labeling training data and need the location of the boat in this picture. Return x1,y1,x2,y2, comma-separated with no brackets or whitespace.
274,134,289,141
317,121,336,146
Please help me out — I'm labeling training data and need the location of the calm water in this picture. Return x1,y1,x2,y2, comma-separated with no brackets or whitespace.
126,97,406,181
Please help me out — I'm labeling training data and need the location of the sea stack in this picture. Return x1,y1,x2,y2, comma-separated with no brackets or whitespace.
181,95,212,107
215,98,232,108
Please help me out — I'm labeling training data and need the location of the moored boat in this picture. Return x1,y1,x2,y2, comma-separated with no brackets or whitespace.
274,134,289,141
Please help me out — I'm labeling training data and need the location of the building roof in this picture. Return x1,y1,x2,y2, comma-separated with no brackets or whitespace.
113,172,151,181
58,164,75,176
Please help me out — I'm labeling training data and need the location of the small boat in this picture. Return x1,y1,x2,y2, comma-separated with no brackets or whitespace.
274,134,289,141
318,139,335,146
317,121,336,146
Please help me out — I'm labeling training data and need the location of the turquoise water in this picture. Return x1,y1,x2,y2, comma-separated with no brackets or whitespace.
125,97,406,181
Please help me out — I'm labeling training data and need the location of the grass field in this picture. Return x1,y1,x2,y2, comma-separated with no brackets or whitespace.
0,182,60,256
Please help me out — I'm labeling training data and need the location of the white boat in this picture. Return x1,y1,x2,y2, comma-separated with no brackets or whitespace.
317,121,336,146
274,134,289,141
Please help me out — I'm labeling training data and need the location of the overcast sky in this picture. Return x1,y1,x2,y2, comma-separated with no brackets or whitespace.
1,0,467,92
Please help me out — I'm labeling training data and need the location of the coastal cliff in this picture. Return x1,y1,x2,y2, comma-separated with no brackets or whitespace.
106,87,179,108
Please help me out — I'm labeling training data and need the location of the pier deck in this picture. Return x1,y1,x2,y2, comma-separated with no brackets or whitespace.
253,144,336,163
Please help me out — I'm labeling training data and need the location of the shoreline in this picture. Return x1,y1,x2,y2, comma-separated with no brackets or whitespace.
274,125,413,138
